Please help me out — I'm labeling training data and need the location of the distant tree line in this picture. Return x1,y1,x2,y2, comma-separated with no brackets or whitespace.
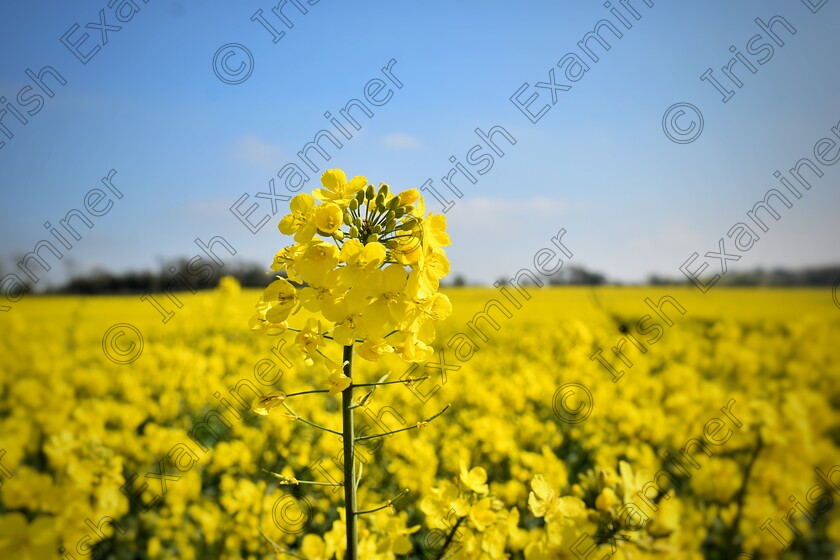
43,259,275,295
482,264,840,288
484,265,606,288
647,265,840,287
8,260,837,294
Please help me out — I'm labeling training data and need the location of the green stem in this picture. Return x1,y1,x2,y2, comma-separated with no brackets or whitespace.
354,425,418,441
341,344,358,560
727,434,763,552
286,389,330,398
435,517,464,559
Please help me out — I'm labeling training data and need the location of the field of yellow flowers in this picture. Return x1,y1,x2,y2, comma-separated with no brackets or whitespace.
1,283,839,559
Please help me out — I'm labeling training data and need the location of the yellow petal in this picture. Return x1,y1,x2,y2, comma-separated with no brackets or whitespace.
382,264,408,292
290,192,314,213
278,214,296,235
531,474,554,502
321,169,347,191
340,239,363,263
347,175,368,194
362,242,386,268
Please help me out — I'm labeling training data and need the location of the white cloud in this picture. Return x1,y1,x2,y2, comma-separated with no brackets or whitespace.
382,133,422,150
232,135,283,167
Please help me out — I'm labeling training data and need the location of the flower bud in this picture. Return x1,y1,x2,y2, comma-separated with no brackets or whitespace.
595,488,619,512
349,225,359,238
378,183,389,197
333,230,344,240
371,224,382,234
353,217,363,229
398,205,412,215
343,212,353,225
375,193,385,208
388,197,401,211
365,185,375,200
355,190,366,204
367,233,379,243
385,219,396,232
598,470,608,487
348,199,358,211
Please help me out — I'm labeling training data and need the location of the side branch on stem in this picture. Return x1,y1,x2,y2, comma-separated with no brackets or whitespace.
355,404,451,442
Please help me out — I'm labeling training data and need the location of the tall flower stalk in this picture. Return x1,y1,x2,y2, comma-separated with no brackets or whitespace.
248,169,453,559
340,345,357,559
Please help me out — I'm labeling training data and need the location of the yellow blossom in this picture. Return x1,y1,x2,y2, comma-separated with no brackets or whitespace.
278,193,317,242
314,202,343,234
251,391,287,415
460,462,489,494
322,363,352,394
313,168,367,204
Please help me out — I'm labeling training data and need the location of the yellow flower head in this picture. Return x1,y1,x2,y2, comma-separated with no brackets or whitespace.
251,168,451,366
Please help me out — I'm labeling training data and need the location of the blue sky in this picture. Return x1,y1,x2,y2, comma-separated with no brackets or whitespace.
1,0,838,291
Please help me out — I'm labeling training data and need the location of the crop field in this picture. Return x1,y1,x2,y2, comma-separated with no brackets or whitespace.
2,285,838,559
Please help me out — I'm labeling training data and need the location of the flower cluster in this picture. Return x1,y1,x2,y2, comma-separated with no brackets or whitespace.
250,168,452,365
